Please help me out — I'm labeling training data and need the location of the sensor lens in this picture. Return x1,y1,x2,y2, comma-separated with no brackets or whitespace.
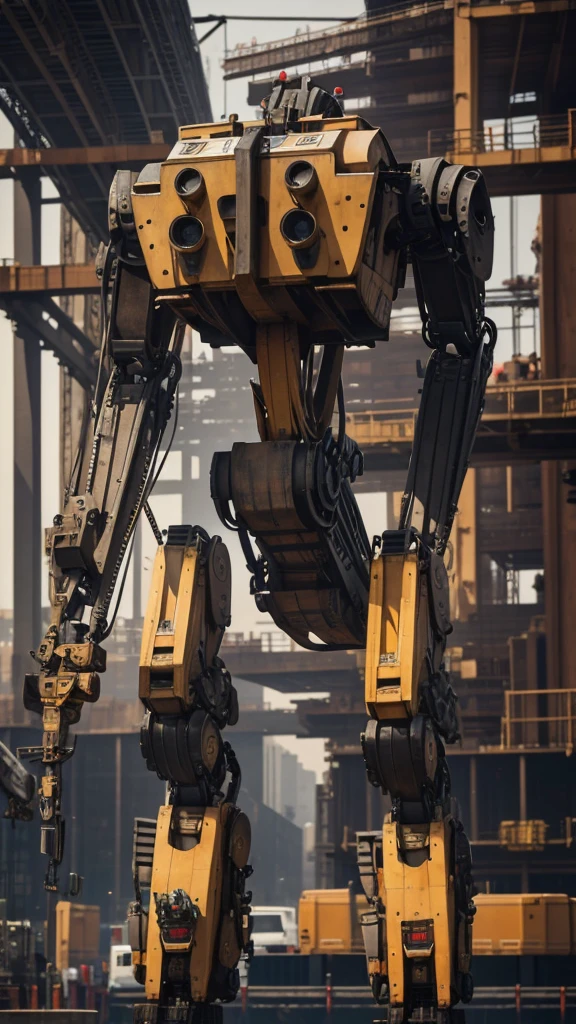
169,215,205,251
280,209,318,249
285,161,318,195
174,167,205,199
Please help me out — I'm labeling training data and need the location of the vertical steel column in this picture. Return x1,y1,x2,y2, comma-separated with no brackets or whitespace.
518,754,528,891
540,195,576,705
114,734,122,919
453,0,478,139
132,519,143,620
469,755,479,843
12,169,42,722
519,754,527,821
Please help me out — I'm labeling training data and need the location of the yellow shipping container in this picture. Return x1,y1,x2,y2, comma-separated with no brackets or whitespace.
299,890,576,957
55,901,101,970
472,894,571,955
299,889,367,954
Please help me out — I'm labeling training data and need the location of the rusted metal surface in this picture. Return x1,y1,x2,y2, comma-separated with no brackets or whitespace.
430,111,576,156
222,0,573,82
425,111,576,195
349,378,576,469
0,0,210,239
502,689,576,753
0,143,169,175
222,0,453,80
0,263,97,296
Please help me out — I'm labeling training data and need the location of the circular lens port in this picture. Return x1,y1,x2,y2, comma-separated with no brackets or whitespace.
174,167,205,200
285,161,318,195
280,209,318,249
169,215,205,252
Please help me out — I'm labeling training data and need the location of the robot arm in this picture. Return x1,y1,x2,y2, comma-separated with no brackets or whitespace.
23,170,183,890
26,169,253,1023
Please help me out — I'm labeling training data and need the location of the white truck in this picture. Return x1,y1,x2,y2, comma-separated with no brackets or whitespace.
250,906,298,954
108,943,141,994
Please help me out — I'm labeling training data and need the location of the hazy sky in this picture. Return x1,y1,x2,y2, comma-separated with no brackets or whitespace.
0,3,541,775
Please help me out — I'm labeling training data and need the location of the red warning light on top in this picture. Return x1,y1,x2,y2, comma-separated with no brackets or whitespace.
279,70,288,82
333,86,344,96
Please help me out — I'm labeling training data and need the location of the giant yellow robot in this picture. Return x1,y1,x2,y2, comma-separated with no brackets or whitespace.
25,75,495,1024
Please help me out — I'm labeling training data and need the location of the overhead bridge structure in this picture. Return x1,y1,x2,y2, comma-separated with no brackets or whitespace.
0,0,210,240
225,0,576,197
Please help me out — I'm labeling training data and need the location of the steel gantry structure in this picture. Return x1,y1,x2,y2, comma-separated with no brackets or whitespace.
225,0,576,196
0,0,211,240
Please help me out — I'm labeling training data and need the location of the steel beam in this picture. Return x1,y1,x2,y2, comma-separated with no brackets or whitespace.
0,143,169,175
222,2,452,80
0,263,98,296
469,0,573,16
348,378,576,469
3,298,96,390
540,194,576,695
12,172,42,722
39,296,97,355
453,1,478,135
448,150,576,198
10,145,573,197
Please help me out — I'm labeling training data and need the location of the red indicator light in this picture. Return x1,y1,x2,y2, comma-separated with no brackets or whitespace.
279,70,288,82
333,86,344,96
410,931,428,942
167,927,190,940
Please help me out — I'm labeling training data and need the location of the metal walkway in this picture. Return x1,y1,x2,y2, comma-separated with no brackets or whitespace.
348,377,576,470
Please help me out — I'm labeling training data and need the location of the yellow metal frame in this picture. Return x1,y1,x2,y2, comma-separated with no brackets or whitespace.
132,118,400,318
144,804,229,1003
365,551,428,719
139,541,202,710
382,819,453,1009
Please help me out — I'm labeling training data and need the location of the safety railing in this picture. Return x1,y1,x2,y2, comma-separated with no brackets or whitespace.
428,110,576,157
346,407,417,446
223,0,450,64
501,688,576,754
221,630,301,653
483,378,576,419
346,378,576,446
498,819,548,851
